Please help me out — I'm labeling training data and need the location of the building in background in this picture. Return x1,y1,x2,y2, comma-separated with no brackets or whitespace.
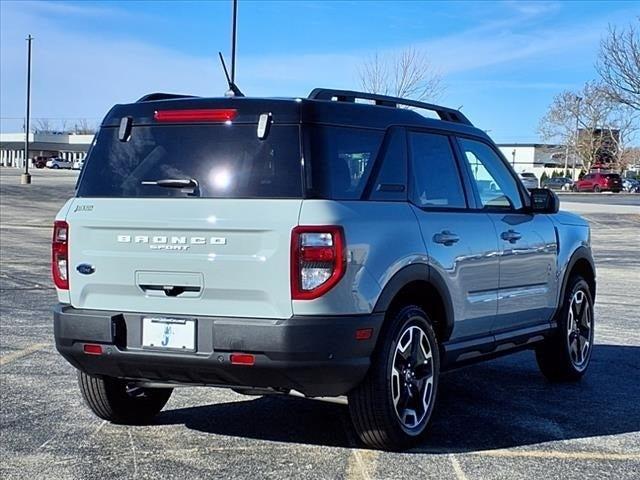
0,132,93,168
497,143,583,179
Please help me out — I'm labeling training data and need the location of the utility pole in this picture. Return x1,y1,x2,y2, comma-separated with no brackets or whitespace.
230,0,238,84
21,34,33,185
512,149,516,168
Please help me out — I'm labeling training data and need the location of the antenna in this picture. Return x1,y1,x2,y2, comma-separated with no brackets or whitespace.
218,52,244,97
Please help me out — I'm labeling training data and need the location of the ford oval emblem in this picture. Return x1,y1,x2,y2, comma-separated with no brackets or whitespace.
76,263,95,275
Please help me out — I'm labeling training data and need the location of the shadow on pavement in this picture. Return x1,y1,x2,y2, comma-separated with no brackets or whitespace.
156,344,640,452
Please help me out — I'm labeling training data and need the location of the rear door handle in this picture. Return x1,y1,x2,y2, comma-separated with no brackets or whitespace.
433,230,460,246
501,230,522,243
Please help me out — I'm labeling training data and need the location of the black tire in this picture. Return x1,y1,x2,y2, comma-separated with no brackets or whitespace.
536,276,594,382
348,305,440,450
571,185,578,192
51,164,59,169
593,185,601,192
78,371,173,424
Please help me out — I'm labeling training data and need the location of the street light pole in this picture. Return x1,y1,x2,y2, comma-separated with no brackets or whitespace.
21,34,33,185
230,0,238,84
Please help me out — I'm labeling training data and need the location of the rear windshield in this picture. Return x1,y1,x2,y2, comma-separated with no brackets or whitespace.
77,125,302,198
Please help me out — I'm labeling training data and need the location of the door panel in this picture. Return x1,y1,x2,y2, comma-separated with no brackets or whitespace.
455,137,558,334
488,213,558,332
407,131,500,341
413,209,500,340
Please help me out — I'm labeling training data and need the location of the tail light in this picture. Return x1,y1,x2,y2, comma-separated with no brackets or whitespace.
291,226,345,300
52,220,69,289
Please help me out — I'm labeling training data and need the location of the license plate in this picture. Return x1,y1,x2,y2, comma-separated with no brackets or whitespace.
142,317,196,351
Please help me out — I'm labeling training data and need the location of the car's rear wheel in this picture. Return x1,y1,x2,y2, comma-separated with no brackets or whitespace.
51,164,59,169
78,371,173,424
593,185,601,192
536,276,594,381
348,305,439,450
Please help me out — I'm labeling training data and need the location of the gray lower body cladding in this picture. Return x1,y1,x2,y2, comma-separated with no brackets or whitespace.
53,304,384,397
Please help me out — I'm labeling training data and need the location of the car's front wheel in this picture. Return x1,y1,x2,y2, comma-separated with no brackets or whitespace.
78,371,173,424
536,276,594,381
593,185,601,192
348,305,439,450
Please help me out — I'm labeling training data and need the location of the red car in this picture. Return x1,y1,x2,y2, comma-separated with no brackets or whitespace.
573,173,622,192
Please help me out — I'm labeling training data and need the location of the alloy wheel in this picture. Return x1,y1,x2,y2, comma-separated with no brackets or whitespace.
566,289,592,370
391,324,435,431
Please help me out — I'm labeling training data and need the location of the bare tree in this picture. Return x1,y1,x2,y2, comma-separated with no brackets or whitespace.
73,119,97,135
33,118,54,133
359,47,444,102
619,146,640,173
596,18,640,110
539,81,638,172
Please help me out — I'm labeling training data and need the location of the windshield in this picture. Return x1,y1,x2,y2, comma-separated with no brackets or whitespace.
77,124,302,198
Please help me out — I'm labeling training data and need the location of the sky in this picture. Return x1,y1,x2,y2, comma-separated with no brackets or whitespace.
1,0,639,143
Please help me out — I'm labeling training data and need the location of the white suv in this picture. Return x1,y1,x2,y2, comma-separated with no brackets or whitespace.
53,89,596,450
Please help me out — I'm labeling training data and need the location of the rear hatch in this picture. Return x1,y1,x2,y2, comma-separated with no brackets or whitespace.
65,100,302,319
604,174,622,189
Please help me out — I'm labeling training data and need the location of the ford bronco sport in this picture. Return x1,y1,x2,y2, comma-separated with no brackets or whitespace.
53,89,596,450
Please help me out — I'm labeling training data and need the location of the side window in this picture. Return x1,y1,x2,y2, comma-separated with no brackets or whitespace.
307,126,383,200
409,132,466,209
458,138,523,210
370,128,407,201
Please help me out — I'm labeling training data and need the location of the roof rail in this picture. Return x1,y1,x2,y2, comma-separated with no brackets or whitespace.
308,88,472,126
136,93,198,103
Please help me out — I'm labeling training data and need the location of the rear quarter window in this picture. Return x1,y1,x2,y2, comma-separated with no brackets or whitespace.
306,126,384,200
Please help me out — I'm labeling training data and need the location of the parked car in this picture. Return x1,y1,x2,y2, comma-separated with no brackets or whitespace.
46,157,73,169
53,88,596,450
32,155,49,169
518,172,539,190
542,177,574,191
622,178,640,193
72,159,85,170
573,172,622,192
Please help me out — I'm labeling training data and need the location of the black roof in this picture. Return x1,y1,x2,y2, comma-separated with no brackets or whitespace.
102,88,489,140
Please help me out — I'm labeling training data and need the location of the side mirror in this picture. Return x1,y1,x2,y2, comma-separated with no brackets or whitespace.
530,188,559,214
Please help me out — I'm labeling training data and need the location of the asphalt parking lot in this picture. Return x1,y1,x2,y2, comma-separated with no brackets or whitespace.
1,168,639,480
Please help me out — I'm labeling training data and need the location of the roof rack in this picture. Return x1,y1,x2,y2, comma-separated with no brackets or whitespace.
308,88,472,126
136,93,198,103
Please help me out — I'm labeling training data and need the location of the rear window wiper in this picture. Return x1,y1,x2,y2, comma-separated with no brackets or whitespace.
141,178,200,197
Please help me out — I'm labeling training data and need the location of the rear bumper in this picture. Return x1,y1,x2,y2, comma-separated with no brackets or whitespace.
53,304,384,397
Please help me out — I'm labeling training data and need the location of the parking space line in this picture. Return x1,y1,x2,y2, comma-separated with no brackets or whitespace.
340,415,378,480
0,343,49,366
127,429,139,477
345,449,375,480
474,449,640,461
449,454,469,480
